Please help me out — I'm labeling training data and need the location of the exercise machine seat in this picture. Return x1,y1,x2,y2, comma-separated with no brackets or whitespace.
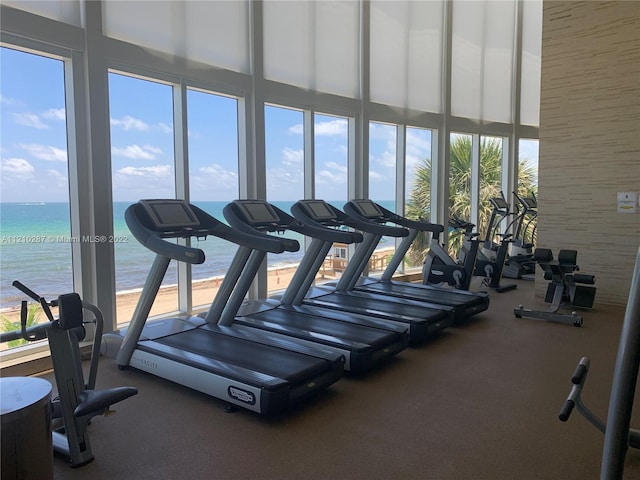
74,387,138,418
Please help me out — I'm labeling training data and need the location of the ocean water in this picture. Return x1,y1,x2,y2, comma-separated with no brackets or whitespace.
0,200,394,308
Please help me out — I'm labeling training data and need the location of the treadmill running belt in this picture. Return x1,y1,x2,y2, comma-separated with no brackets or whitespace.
360,282,485,307
155,329,329,383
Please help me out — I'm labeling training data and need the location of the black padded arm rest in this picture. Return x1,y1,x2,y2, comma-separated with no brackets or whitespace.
74,386,138,418
533,248,553,263
572,274,596,285
557,249,578,266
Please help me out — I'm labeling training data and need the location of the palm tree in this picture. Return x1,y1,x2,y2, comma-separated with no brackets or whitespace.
405,136,537,266
0,303,42,348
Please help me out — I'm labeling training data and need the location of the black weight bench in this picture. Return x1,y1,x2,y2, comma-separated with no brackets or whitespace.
514,248,596,326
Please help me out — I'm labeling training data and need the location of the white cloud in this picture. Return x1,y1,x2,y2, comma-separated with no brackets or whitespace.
112,164,175,200
110,115,150,131
46,169,68,189
110,116,173,133
316,161,347,185
288,124,303,135
406,129,430,153
315,119,348,136
0,94,25,107
288,118,348,137
117,165,172,177
157,123,173,134
282,147,303,166
19,144,67,162
374,149,396,169
13,112,48,129
1,158,35,177
198,164,238,183
405,130,432,172
266,150,304,197
189,163,239,198
41,108,66,121
112,144,162,160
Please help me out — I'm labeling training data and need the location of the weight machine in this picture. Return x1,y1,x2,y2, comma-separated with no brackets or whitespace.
0,282,137,467
514,248,596,327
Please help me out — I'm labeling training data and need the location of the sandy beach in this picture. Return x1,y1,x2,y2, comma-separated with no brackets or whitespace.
1,248,396,329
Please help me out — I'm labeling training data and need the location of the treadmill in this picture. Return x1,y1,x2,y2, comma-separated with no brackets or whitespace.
103,199,344,416
218,200,409,373
249,199,455,343
340,199,490,323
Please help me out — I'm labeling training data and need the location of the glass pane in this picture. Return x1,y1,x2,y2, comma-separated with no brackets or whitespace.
314,0,360,98
479,136,504,238
103,1,249,73
3,0,82,27
314,113,348,205
370,0,443,112
263,1,359,97
369,122,396,208
521,0,543,126
404,127,433,268
451,1,483,119
184,1,250,73
448,133,473,256
451,0,516,122
187,89,239,310
315,112,349,282
368,122,397,275
0,47,71,349
263,1,312,90
108,72,177,325
482,1,515,123
517,139,539,246
264,105,305,293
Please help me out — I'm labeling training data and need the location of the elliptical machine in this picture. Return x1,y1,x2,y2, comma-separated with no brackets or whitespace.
505,191,537,276
0,281,138,467
450,217,517,293
484,192,535,279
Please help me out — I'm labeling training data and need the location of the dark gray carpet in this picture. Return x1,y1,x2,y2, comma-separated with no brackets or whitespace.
45,280,640,480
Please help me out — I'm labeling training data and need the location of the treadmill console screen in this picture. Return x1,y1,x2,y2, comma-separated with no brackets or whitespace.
139,199,200,231
490,198,509,210
236,201,280,225
351,200,383,219
302,201,336,221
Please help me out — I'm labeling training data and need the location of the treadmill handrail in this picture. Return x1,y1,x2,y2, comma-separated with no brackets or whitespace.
126,201,293,264
344,199,444,235
290,201,366,244
292,199,408,239
224,200,362,245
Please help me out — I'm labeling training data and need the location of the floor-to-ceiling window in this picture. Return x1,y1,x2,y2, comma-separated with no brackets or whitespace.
0,0,543,353
264,104,305,293
517,138,539,247
108,72,177,325
314,113,349,206
187,89,240,309
0,46,72,349
404,126,434,269
478,136,506,238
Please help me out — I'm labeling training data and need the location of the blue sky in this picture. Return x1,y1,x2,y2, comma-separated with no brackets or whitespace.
0,46,537,205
